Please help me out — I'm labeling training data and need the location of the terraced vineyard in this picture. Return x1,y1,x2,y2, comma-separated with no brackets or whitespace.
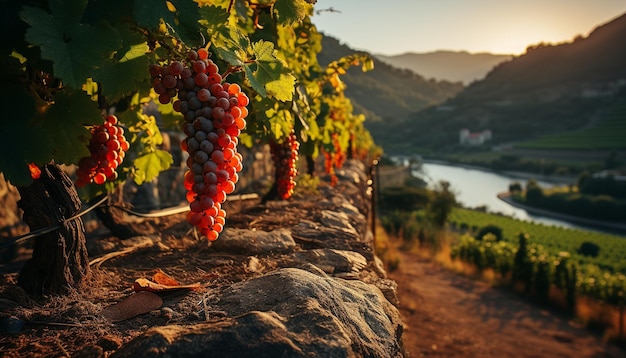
449,208,626,305
516,99,626,150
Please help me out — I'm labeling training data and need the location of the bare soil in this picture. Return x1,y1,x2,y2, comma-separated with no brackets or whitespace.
388,244,626,358
0,197,288,357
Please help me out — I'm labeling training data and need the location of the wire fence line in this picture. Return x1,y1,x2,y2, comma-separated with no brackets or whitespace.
0,193,259,251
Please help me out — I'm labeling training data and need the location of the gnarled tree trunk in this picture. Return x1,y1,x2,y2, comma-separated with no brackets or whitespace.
17,163,89,296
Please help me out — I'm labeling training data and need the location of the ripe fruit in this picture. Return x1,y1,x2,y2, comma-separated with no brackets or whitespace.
75,115,129,187
270,130,299,199
149,49,249,241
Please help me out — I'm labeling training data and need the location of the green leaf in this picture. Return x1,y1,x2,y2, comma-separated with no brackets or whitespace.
93,55,151,103
273,0,311,26
199,5,230,44
199,4,230,25
133,149,173,185
169,0,203,46
0,88,101,185
38,90,102,164
156,100,184,131
0,90,43,186
20,3,122,88
249,41,295,101
83,0,133,25
214,29,249,66
244,65,266,97
133,0,169,27
133,0,203,46
114,28,150,62
266,73,296,102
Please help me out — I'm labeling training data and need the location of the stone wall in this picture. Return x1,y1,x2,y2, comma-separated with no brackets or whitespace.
111,159,406,357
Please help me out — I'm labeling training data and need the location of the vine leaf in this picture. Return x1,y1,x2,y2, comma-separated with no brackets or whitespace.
213,28,249,67
20,1,122,89
36,90,102,164
133,149,173,185
198,5,230,40
0,90,43,186
266,73,296,102
93,28,151,102
93,55,151,103
273,0,312,26
0,88,101,185
247,40,295,101
133,0,202,46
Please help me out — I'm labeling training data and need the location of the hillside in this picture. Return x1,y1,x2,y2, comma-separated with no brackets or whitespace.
317,35,464,122
375,51,512,84
377,12,626,154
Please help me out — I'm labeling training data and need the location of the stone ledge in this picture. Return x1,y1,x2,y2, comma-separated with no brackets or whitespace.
105,159,405,357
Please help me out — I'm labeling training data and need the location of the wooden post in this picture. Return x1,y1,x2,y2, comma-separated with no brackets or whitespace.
617,302,624,341
17,163,89,296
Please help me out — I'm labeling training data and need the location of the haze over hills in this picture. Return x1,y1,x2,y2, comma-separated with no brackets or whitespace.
373,12,626,154
317,36,464,122
375,51,512,84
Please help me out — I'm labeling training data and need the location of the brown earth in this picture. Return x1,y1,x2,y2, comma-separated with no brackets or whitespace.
0,198,281,357
388,244,626,358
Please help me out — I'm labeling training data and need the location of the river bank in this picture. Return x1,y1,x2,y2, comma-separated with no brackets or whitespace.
421,158,578,185
414,161,623,234
498,192,626,235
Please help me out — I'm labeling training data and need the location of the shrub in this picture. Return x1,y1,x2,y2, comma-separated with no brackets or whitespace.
577,242,600,258
476,225,503,242
509,182,522,193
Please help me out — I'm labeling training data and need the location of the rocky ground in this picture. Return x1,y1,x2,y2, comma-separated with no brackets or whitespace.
0,160,404,357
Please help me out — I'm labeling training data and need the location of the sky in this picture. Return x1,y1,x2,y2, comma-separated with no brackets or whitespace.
310,1,626,55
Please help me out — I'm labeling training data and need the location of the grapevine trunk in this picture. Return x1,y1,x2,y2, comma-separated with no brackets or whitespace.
16,163,89,295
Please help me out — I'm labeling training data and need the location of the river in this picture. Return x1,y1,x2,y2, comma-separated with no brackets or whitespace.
414,161,611,233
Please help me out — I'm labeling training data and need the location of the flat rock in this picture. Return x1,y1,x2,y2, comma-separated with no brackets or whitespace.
112,267,403,357
218,267,404,357
293,248,367,275
209,227,296,255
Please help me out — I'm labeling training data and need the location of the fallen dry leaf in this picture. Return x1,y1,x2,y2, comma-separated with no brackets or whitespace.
152,269,180,286
101,291,163,322
133,278,201,293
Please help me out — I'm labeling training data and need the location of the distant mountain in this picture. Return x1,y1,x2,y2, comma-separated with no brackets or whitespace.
379,12,626,153
375,51,512,84
317,36,464,122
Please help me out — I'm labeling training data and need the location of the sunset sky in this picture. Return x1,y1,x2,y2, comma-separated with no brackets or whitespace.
311,0,626,55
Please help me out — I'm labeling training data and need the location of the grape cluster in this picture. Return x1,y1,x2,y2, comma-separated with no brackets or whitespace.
75,115,129,187
270,131,299,199
149,48,248,241
323,133,344,187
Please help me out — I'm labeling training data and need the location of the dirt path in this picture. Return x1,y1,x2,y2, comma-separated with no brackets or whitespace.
388,248,626,357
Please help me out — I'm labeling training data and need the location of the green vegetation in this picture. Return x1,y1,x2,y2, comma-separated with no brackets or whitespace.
450,207,626,305
510,177,626,222
378,166,626,338
517,100,626,150
450,208,626,272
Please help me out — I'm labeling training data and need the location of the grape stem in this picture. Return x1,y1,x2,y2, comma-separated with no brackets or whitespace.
221,65,242,80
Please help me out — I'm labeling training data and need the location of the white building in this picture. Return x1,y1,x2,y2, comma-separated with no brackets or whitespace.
459,129,492,146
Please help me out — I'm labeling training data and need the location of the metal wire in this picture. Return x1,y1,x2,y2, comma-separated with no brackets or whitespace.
0,193,259,250
0,194,108,250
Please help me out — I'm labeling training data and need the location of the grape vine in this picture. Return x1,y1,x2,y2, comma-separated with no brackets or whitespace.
1,0,382,241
